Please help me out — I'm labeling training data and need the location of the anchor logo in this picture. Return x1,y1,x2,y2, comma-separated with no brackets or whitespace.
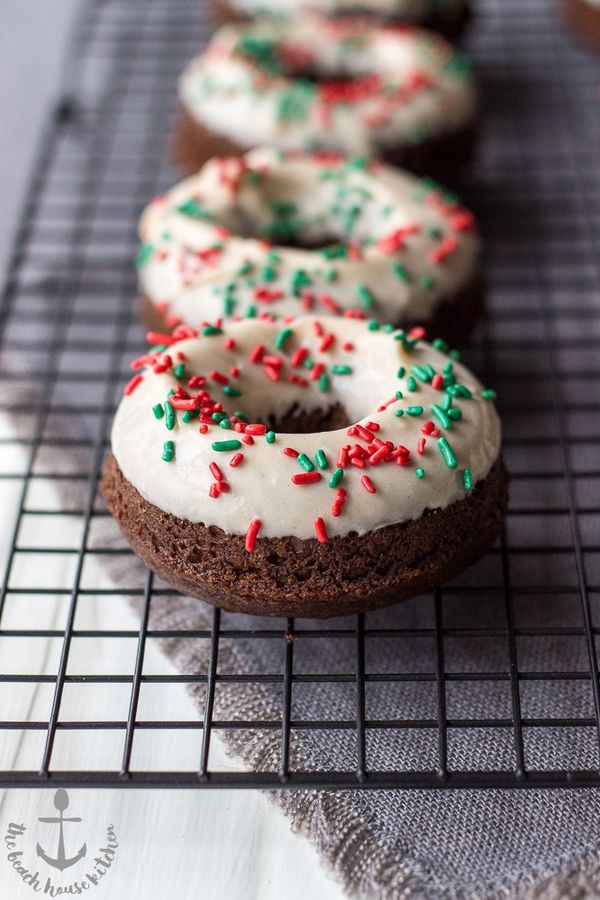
36,789,87,871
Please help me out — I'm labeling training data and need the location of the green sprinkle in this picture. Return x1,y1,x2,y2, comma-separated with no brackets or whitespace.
367,320,380,331
419,274,435,290
176,199,213,220
164,401,175,431
394,409,404,417
223,385,242,397
325,268,337,282
449,384,472,399
329,467,344,488
237,260,254,276
297,453,315,472
442,393,453,411
462,467,473,490
406,406,424,416
202,326,222,336
411,364,433,383
135,243,154,267
331,364,352,375
291,269,312,296
182,409,198,423
447,408,462,421
397,366,406,378
212,440,242,452
438,437,457,469
416,468,425,479
430,403,452,429
218,418,231,429
162,440,175,462
392,262,410,282
319,372,330,392
406,376,417,392
152,403,164,420
315,449,328,470
174,362,185,379
481,389,497,400
262,264,277,282
357,283,375,310
266,430,276,444
275,327,293,350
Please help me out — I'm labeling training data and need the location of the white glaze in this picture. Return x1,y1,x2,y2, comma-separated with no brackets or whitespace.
228,0,465,21
178,18,477,158
138,148,480,329
112,316,501,542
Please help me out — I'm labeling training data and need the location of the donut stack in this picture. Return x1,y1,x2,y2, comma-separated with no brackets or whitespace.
102,0,508,618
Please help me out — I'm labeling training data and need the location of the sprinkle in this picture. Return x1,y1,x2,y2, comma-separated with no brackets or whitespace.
230,453,244,467
162,440,175,462
136,243,154,267
430,403,452,429
223,385,242,397
164,401,176,431
416,468,425,479
147,330,176,346
417,437,426,455
331,364,352,375
361,475,376,494
315,449,328,470
202,325,222,336
246,423,267,436
297,453,315,472
124,374,143,395
249,344,265,363
283,447,299,458
463,467,473,490
357,284,375,310
314,517,328,543
481,389,497,400
437,437,458,469
319,333,335,352
212,439,242,452
209,462,224,482
329,467,344,488
291,472,322,485
406,406,424,416
245,518,261,553
319,373,330,392
152,403,164,419
266,431,276,443
392,262,410,282
275,327,293,350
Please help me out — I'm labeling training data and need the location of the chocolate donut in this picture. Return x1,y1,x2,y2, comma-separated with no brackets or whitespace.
137,148,483,345
564,0,600,50
103,316,507,618
173,18,478,182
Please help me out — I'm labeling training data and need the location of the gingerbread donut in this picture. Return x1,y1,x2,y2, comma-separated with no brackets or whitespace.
137,149,483,345
103,316,506,618
174,18,478,182
216,0,471,41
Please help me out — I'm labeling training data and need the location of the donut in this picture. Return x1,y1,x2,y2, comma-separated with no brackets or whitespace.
102,316,507,618
215,0,471,41
564,0,600,49
137,148,483,345
173,18,478,182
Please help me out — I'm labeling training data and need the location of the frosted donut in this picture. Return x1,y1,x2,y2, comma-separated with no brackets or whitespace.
173,18,478,181
137,148,483,345
103,315,507,618
217,0,471,41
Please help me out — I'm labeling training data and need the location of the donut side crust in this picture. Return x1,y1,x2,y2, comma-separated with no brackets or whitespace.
213,0,472,41
101,452,507,618
169,104,479,185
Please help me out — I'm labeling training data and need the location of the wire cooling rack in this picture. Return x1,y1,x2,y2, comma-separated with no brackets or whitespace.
0,0,599,790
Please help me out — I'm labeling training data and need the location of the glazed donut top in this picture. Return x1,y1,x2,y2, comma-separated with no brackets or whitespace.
113,316,501,544
227,0,465,22
138,148,480,328
179,18,477,157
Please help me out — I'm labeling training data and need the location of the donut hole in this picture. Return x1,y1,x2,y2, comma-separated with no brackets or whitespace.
265,401,352,434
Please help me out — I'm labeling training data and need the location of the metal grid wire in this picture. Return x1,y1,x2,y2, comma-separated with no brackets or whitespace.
0,0,599,789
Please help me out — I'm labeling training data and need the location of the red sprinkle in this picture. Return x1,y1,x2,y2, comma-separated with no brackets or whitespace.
291,347,309,367
431,374,444,390
210,462,224,482
124,374,143,396
249,344,265,363
246,423,267,435
361,475,376,494
291,472,322,485
314,517,328,543
283,447,299,458
229,453,244,467
146,331,176,346
245,518,261,552
417,438,426,455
